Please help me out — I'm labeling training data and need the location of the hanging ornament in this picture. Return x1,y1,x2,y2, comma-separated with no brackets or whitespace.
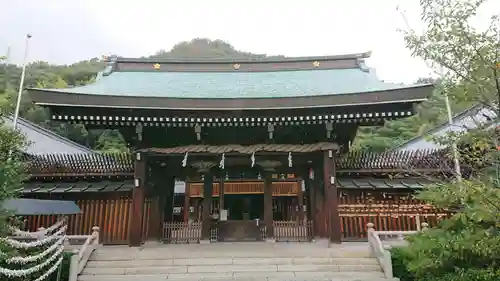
182,152,188,167
219,153,225,169
135,123,143,141
194,124,201,141
267,123,274,140
326,122,333,139
288,152,292,167
251,152,255,167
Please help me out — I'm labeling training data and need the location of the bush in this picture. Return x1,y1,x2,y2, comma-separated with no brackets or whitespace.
53,251,72,281
391,247,415,281
391,244,500,281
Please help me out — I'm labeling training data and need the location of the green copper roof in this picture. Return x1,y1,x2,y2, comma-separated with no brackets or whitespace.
40,68,410,99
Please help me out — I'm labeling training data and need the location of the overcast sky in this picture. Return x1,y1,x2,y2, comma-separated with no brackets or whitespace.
1,0,498,83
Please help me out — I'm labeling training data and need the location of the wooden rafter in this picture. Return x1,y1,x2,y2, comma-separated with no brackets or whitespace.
22,149,455,177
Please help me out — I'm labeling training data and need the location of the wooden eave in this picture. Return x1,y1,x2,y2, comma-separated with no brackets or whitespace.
28,84,430,111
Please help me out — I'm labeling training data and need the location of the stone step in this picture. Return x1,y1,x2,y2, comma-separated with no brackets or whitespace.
86,257,379,268
81,264,382,276
89,250,373,261
79,271,390,281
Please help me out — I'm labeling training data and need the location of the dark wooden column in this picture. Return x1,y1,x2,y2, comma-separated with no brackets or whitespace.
162,176,175,227
129,152,147,247
183,180,190,222
306,167,316,237
201,172,213,241
219,172,225,212
297,186,304,222
263,170,274,240
323,150,341,243
148,169,175,241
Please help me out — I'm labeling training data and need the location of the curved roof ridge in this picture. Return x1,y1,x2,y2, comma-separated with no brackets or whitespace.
114,51,372,64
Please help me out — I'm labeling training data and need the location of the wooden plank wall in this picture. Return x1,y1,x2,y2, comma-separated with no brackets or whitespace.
336,190,451,240
23,193,152,245
22,189,452,244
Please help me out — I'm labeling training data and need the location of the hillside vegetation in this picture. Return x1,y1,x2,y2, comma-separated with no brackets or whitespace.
0,38,470,152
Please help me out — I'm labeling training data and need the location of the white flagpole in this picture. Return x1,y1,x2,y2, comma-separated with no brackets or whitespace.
12,34,32,130
396,5,461,180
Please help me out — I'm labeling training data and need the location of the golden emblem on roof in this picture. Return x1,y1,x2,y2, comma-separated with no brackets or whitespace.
153,63,161,70
313,61,320,67
233,64,241,70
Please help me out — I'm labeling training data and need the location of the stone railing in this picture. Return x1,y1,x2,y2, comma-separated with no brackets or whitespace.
12,226,101,281
367,222,429,279
67,226,100,281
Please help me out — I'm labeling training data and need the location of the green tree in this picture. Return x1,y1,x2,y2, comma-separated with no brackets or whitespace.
391,0,500,280
0,116,28,279
0,119,27,235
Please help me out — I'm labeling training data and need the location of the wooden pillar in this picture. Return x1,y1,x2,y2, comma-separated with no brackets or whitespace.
263,171,274,240
129,152,146,247
297,185,304,222
219,171,225,212
183,181,190,222
161,175,175,222
149,173,175,241
323,150,341,243
306,167,316,237
201,172,213,241
147,196,160,240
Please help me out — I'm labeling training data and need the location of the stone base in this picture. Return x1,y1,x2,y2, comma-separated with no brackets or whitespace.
265,238,276,243
314,238,330,247
328,240,343,247
199,239,211,244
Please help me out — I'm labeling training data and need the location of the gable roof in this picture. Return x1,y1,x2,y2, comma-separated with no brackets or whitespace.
2,115,94,155
27,52,433,110
393,104,497,151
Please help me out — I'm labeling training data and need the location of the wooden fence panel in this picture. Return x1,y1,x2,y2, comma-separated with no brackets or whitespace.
338,190,451,240
273,220,313,242
23,197,152,245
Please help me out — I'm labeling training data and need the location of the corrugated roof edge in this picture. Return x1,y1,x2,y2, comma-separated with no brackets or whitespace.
26,82,434,100
111,51,372,64
2,115,95,155
391,104,497,151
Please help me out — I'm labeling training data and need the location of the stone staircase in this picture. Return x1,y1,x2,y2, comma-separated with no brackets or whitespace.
78,242,397,281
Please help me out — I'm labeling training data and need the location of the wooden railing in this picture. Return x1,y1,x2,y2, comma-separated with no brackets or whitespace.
367,222,428,279
272,220,313,242
162,221,202,244
188,180,301,197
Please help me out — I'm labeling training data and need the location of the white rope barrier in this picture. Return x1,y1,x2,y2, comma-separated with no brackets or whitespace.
0,245,64,277
1,225,67,249
0,219,68,280
6,234,65,264
33,256,63,281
